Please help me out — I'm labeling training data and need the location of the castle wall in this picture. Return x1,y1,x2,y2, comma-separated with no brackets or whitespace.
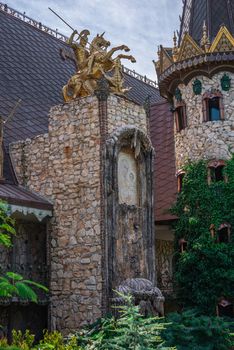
10,94,148,333
174,72,234,169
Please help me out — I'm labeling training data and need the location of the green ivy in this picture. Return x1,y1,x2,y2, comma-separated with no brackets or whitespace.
170,156,234,314
162,309,232,350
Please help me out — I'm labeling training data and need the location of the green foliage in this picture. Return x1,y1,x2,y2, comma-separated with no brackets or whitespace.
38,330,81,350
11,330,35,350
171,156,234,313
0,268,48,303
2,309,232,350
162,309,233,350
0,201,48,302
75,293,175,350
0,202,16,248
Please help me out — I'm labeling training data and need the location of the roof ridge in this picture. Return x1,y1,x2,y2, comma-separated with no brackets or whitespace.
1,2,158,89
0,2,68,42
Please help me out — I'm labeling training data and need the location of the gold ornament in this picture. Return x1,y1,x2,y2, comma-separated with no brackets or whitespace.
63,30,136,101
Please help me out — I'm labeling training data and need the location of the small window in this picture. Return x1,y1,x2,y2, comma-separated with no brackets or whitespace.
217,296,233,318
218,223,231,243
175,102,187,132
179,238,187,253
210,165,224,182
203,91,224,122
207,160,226,184
177,171,185,193
208,97,221,121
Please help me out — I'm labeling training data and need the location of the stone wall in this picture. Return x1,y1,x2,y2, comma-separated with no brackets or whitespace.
174,72,234,169
107,95,147,134
11,96,102,333
10,94,148,333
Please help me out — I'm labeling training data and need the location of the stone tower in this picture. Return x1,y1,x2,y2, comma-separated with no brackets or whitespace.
156,0,234,177
11,88,156,333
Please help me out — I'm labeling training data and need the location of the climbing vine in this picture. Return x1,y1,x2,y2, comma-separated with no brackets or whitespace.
171,156,234,314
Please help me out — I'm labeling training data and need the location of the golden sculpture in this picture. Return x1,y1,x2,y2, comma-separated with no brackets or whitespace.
63,29,136,101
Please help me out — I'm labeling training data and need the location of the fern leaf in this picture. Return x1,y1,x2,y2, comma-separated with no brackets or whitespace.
23,280,49,292
6,272,23,281
15,282,38,302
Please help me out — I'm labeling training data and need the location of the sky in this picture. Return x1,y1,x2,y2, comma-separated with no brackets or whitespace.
6,0,183,81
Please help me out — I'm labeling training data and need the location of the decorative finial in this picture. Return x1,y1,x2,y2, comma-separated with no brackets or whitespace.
200,21,210,51
157,46,161,59
173,31,179,61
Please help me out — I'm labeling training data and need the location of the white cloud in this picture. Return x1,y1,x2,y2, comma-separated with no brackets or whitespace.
7,0,182,80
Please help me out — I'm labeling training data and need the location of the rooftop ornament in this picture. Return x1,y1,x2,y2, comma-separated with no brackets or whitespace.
49,7,137,101
62,29,136,101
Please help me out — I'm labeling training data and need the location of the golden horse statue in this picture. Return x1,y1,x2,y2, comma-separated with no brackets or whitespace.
63,31,136,101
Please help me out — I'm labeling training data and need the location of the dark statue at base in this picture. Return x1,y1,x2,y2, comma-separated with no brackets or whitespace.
112,278,165,317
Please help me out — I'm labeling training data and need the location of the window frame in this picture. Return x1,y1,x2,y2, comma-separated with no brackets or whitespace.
175,101,187,132
202,90,224,122
176,169,185,193
209,223,231,243
218,223,231,243
207,160,227,184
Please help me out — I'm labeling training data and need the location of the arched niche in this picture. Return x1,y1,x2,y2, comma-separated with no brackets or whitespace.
103,126,155,309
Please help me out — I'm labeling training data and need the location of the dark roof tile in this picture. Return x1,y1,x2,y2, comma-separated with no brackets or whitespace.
0,8,162,151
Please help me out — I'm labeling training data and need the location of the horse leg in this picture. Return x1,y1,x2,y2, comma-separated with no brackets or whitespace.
63,84,71,102
105,45,130,60
115,54,136,63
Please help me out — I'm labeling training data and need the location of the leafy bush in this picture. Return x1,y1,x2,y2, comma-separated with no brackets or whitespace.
162,309,233,350
38,331,80,350
11,330,34,350
0,330,34,350
75,293,175,350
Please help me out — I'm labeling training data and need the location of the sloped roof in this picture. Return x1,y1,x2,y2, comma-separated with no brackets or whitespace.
150,100,177,222
0,7,161,149
0,5,167,217
0,182,53,210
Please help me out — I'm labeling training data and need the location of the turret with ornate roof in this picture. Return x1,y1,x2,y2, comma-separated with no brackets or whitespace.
155,0,234,99
151,0,234,297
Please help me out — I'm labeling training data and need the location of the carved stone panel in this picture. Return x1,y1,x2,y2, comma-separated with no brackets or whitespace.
118,149,138,206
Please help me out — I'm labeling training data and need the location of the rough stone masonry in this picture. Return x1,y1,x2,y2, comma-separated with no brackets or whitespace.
10,93,153,333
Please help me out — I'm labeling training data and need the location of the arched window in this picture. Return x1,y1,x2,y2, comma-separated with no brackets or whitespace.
179,238,187,253
207,160,226,184
202,90,224,122
209,223,231,243
176,170,185,193
175,101,187,132
218,223,231,243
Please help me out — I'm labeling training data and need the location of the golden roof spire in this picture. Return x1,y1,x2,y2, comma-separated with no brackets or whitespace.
200,21,210,52
172,31,179,61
